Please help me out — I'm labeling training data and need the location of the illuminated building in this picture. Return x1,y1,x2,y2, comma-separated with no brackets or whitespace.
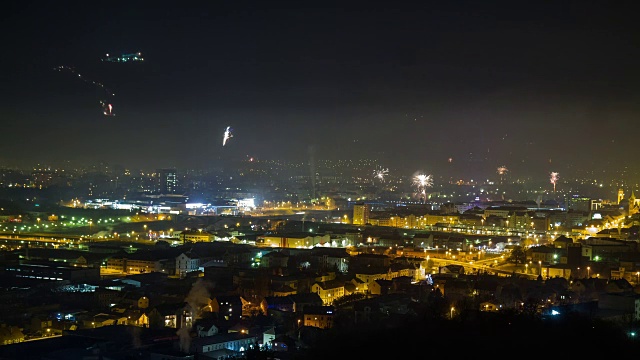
157,168,178,194
352,202,370,225
618,188,625,204
311,280,345,305
568,194,592,212
302,305,335,329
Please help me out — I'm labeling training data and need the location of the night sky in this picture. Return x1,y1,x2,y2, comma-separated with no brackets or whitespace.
1,1,639,181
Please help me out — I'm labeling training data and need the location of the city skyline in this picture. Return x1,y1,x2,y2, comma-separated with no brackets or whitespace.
1,1,639,180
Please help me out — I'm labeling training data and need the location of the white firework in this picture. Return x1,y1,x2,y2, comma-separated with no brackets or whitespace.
222,126,233,146
412,172,433,201
373,167,389,183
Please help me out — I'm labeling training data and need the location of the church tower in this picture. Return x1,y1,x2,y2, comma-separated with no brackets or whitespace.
618,188,625,204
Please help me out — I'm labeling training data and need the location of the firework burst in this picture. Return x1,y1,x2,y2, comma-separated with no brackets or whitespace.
497,165,508,183
412,172,433,202
373,167,389,183
550,172,559,192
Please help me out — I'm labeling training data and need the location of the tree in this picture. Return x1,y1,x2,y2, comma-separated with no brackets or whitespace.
507,246,527,266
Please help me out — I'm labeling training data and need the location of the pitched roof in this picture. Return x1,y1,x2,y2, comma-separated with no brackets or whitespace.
288,292,322,304
302,305,335,315
313,280,344,290
263,296,294,306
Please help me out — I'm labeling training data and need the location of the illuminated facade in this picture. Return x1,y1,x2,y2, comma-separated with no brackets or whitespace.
157,168,178,194
106,257,162,274
352,203,370,225
302,306,335,329
259,233,331,248
311,280,345,305
176,253,200,278
180,230,214,243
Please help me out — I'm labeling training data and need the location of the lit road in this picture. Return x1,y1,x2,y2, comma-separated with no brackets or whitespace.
428,256,537,279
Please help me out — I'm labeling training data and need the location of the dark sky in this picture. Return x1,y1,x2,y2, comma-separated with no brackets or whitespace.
1,1,639,181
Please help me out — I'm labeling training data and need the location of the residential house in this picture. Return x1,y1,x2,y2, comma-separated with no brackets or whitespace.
390,262,419,281
271,283,297,297
270,274,302,296
148,302,187,329
289,293,323,313
91,313,128,327
354,266,390,293
302,305,335,329
189,332,259,356
261,251,289,269
309,247,350,273
260,296,294,314
311,280,345,305
369,279,392,296
211,295,244,322
439,264,465,276
176,253,200,278
353,293,414,324
527,245,563,265
123,309,149,327
117,292,150,310
344,277,367,295
553,235,574,249
194,318,220,337
569,278,608,302
480,300,502,312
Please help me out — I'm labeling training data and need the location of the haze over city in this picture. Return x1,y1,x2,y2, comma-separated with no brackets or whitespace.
2,1,639,182
5,2,640,357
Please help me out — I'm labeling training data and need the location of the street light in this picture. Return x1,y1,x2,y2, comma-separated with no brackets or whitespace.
450,307,455,319
587,266,591,278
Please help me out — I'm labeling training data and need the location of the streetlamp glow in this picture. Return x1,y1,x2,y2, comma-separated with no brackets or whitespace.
538,261,542,276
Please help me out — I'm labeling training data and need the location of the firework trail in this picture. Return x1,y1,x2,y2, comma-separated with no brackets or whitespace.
222,126,233,146
412,172,433,203
54,65,116,116
550,172,559,192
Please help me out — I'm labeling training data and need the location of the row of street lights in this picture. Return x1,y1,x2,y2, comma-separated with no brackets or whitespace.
577,266,591,278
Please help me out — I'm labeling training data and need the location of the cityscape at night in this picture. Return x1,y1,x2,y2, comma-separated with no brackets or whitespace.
2,1,640,358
